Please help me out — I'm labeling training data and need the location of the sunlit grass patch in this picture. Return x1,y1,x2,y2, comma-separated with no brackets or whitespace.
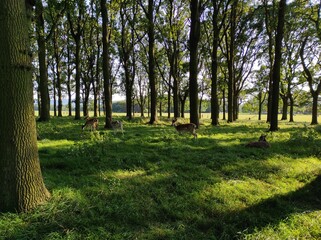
243,210,321,239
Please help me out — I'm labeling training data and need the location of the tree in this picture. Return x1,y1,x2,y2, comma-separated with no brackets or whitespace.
210,0,227,126
299,2,321,125
101,0,113,128
300,37,321,125
119,0,137,120
67,0,86,120
189,0,201,127
158,0,188,119
263,0,277,123
0,0,50,212
35,0,50,121
221,0,238,123
48,1,66,118
279,1,302,122
138,0,158,124
269,0,286,131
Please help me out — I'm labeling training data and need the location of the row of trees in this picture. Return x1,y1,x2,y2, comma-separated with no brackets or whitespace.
33,0,321,129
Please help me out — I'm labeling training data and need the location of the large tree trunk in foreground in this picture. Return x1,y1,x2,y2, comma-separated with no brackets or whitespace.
0,0,50,213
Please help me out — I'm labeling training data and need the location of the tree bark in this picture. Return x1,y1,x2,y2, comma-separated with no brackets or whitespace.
35,0,50,121
67,40,73,117
289,94,294,122
280,95,288,120
311,93,319,125
147,0,157,124
189,0,201,127
300,37,321,125
269,0,286,131
0,0,50,212
211,0,219,126
53,29,63,117
226,0,237,123
101,0,112,128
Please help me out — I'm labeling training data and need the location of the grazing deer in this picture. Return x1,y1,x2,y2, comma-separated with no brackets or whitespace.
82,117,99,131
108,118,124,134
172,118,197,139
245,134,270,148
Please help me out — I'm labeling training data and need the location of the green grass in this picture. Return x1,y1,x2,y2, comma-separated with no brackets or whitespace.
1,115,321,239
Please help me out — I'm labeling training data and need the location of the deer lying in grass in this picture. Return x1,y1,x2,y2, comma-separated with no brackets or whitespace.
172,118,197,139
245,134,270,148
108,118,124,134
82,117,99,131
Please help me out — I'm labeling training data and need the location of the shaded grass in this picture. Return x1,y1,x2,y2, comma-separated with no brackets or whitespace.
1,116,321,239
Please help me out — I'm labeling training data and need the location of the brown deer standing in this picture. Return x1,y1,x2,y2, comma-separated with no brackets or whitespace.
82,117,99,131
172,118,197,139
245,135,270,148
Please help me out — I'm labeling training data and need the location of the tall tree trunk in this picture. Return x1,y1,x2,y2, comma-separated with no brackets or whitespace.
167,77,171,118
233,93,238,120
289,94,294,122
173,76,179,118
280,95,288,120
300,37,321,125
101,0,112,128
311,93,319,125
67,36,73,117
264,0,276,123
211,0,219,126
0,0,50,212
120,5,134,120
269,0,286,131
67,2,84,120
35,0,50,122
53,30,63,117
222,88,226,120
94,41,101,117
172,33,179,118
189,0,201,127
180,99,186,118
74,38,81,120
227,0,237,123
147,0,157,124
258,92,262,120
53,72,57,116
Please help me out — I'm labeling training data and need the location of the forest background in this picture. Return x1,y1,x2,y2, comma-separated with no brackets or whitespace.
32,0,321,126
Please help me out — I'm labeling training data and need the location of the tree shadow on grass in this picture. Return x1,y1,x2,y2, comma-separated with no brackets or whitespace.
208,174,321,238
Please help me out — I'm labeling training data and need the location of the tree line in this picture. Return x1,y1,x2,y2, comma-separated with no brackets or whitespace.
33,0,321,129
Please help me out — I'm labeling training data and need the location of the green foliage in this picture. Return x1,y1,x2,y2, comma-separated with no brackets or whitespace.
1,116,321,239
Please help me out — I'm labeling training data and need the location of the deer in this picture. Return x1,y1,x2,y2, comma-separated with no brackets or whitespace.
108,117,124,134
245,134,270,148
82,117,99,131
171,118,197,139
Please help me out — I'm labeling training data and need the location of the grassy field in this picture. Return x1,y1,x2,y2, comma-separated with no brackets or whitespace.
1,114,321,239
